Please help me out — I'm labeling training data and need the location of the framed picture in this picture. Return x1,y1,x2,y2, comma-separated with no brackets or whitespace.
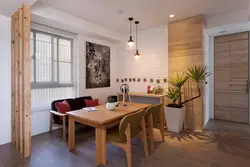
86,42,110,88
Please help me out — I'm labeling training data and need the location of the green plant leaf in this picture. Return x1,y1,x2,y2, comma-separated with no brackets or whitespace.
168,73,188,89
186,65,211,83
165,88,180,104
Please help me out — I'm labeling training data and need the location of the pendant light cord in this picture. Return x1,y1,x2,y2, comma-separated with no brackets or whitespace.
128,17,133,38
136,23,137,49
135,21,139,50
130,20,132,37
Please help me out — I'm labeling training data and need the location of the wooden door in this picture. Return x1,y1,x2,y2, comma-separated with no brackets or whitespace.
230,38,249,123
214,32,249,123
214,42,231,121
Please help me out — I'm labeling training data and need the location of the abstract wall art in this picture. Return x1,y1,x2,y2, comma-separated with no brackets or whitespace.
86,42,110,88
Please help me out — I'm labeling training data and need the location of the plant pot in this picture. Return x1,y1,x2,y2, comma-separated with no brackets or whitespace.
164,106,186,133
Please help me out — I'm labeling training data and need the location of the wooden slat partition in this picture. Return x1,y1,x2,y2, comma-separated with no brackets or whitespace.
11,4,31,158
168,15,204,130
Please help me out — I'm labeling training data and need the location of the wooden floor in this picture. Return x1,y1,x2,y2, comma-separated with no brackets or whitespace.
0,120,250,167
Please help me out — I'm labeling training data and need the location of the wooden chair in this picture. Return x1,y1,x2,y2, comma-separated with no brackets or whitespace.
107,109,148,167
144,104,165,152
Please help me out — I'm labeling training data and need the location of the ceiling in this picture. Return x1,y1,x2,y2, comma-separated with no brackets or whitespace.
38,0,249,34
0,0,37,16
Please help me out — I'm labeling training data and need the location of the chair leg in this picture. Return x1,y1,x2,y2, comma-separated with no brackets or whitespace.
150,133,154,152
63,116,66,141
160,111,165,142
49,112,53,134
125,124,132,167
141,119,149,157
148,114,154,152
125,144,132,167
160,126,165,142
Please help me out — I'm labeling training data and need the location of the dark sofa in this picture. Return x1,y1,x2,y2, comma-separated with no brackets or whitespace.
49,96,92,141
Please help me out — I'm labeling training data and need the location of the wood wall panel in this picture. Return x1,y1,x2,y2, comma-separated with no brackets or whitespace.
168,15,204,130
11,4,31,158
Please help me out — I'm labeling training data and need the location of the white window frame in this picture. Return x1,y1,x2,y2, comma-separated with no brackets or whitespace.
31,29,74,89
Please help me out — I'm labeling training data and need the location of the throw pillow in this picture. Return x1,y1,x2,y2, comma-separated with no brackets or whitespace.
85,99,99,107
55,100,71,114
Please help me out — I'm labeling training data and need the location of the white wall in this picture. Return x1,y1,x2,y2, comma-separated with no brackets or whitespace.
203,32,211,127
209,37,215,119
205,9,249,29
77,35,118,104
114,25,168,93
0,15,11,145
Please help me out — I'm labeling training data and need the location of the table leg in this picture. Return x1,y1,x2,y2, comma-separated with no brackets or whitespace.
68,117,75,151
96,126,106,166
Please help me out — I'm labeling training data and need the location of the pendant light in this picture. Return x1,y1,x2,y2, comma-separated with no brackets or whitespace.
134,21,140,59
127,17,134,49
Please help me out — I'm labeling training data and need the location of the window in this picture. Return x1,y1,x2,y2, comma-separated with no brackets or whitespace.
30,29,76,111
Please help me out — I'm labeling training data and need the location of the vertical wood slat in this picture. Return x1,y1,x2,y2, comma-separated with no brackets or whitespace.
18,8,24,155
14,12,20,151
11,14,16,146
23,4,31,158
11,4,31,158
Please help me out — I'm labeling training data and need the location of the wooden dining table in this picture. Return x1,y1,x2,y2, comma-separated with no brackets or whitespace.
66,102,151,166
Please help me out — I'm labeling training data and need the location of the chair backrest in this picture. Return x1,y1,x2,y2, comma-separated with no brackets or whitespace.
144,104,162,128
119,109,145,142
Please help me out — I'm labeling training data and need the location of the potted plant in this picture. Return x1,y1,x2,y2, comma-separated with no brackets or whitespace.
164,66,211,133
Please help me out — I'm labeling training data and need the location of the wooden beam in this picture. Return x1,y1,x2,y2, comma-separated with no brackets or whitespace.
18,7,24,155
11,14,16,147
22,3,31,158
14,11,20,151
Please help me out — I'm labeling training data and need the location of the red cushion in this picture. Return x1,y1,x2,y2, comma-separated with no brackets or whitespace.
55,100,71,114
85,99,99,107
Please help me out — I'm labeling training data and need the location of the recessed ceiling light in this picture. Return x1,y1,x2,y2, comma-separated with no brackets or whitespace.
169,14,175,18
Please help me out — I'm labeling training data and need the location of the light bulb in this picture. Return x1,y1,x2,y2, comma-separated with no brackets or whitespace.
128,41,134,47
126,36,134,50
134,49,140,59
135,55,140,59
